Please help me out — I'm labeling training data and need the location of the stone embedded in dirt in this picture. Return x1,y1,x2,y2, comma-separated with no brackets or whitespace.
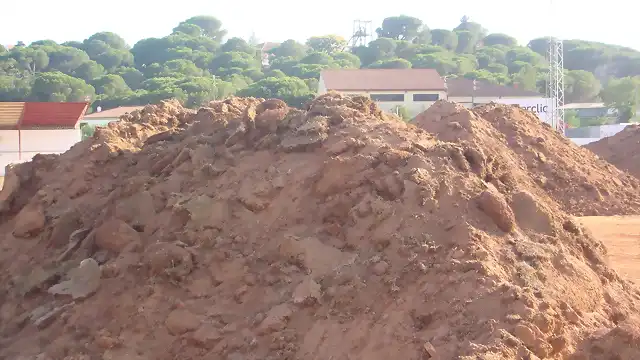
13,202,46,237
292,277,321,305
0,164,23,212
259,303,293,334
278,236,355,277
476,187,516,232
47,258,101,300
114,191,156,228
94,219,142,253
510,190,556,235
189,324,222,348
372,261,390,275
48,209,82,247
32,302,74,329
165,308,200,335
143,242,194,279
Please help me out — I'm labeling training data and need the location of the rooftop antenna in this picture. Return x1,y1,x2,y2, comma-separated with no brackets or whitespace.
349,20,373,48
547,0,565,133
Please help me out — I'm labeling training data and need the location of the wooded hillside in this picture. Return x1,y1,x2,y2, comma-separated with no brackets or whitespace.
1,15,639,120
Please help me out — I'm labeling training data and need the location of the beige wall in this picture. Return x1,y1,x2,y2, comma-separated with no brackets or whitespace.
317,84,446,118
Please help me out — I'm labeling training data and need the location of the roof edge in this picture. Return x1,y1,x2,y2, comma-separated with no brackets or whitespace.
327,88,447,92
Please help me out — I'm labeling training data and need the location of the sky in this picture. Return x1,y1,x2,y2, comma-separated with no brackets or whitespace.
1,0,637,51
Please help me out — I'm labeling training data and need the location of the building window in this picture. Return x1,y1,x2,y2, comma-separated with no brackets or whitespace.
412,93,439,102
370,93,405,102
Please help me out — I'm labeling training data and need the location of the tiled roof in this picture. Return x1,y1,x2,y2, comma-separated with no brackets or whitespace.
0,102,89,129
0,102,25,128
320,69,446,91
446,78,541,97
20,102,88,128
84,106,144,119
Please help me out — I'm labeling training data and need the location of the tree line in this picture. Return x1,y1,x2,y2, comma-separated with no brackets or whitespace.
1,15,639,121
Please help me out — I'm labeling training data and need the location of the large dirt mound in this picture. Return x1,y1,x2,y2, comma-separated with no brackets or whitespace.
586,124,640,179
413,101,640,216
0,93,639,360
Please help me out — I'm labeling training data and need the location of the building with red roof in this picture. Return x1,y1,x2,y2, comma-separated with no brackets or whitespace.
0,101,89,175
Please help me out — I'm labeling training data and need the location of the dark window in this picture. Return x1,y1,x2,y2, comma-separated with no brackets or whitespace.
576,108,608,118
370,93,405,102
412,93,439,102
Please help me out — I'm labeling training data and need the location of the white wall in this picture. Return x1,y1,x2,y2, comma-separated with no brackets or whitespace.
493,97,553,125
569,138,601,146
0,129,81,176
599,123,630,138
317,77,327,94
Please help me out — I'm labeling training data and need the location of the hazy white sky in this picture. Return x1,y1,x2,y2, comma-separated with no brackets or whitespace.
1,0,635,50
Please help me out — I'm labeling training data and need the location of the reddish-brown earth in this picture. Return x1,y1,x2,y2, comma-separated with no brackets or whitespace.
414,101,640,216
0,94,639,360
586,124,640,180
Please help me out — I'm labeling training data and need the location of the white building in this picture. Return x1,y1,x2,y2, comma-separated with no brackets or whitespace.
445,78,543,107
318,69,447,118
0,101,88,175
318,69,546,119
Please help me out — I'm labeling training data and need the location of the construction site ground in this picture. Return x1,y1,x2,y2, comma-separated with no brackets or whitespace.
579,216,640,284
4,95,640,359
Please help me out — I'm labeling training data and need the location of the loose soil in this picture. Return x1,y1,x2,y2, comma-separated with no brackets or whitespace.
586,124,640,179
414,102,640,216
579,215,640,284
0,94,639,360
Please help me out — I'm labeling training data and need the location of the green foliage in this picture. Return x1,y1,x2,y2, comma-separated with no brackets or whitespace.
306,35,347,54
237,76,314,107
269,40,307,59
392,105,411,121
30,71,95,102
1,14,640,115
564,110,581,128
601,77,640,122
483,33,518,47
376,16,424,41
173,16,227,42
80,123,97,139
368,58,412,69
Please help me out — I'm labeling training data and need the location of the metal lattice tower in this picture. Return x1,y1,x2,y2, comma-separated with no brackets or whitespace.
548,39,565,133
350,20,373,48
547,0,565,133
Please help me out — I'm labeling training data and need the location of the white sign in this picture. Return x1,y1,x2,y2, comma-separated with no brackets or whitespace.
494,98,553,125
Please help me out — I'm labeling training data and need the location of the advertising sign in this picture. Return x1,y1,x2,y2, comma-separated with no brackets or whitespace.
494,98,553,125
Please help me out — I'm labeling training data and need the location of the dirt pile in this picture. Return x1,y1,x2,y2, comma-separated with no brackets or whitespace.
586,124,640,179
0,93,639,359
413,101,640,216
